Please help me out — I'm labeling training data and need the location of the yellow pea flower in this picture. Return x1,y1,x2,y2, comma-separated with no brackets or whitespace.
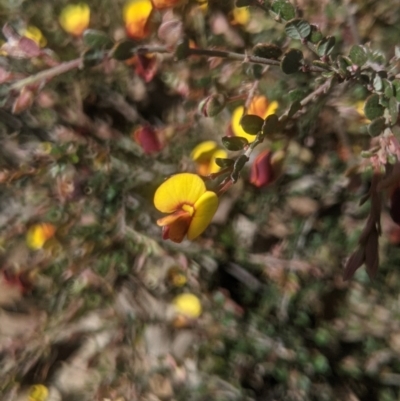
355,100,370,122
231,7,250,25
28,384,49,401
231,95,278,142
59,3,90,37
172,293,202,318
23,26,47,47
154,173,218,243
26,223,56,250
191,141,228,176
124,0,153,40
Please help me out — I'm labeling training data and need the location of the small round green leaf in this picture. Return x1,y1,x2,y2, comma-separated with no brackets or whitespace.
253,44,282,60
368,117,386,137
317,36,336,57
349,45,367,66
271,0,296,21
308,25,323,44
389,97,399,125
280,48,303,74
222,136,249,151
383,79,394,98
83,29,113,50
240,114,264,134
262,114,280,136
364,94,384,120
285,19,311,40
215,158,235,168
111,40,136,60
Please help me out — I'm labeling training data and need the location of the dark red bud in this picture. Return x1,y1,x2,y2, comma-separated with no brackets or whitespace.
133,125,162,154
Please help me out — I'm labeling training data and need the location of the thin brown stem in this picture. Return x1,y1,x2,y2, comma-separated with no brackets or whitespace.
10,58,83,91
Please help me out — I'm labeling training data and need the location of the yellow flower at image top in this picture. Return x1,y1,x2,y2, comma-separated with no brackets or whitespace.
172,293,202,318
28,384,49,401
26,223,56,250
232,95,278,142
154,173,218,243
23,25,47,47
123,0,153,40
59,3,90,37
231,6,250,25
191,140,228,176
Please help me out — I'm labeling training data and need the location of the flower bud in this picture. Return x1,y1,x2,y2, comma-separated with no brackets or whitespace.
12,87,34,114
157,19,183,48
26,223,56,250
133,125,162,154
198,94,226,117
250,149,285,188
59,3,90,37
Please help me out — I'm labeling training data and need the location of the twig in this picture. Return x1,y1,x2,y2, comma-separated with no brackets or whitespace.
10,58,82,91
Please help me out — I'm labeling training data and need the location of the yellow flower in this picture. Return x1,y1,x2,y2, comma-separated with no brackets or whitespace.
232,96,278,142
123,0,153,40
355,100,370,122
231,7,250,25
28,385,49,401
191,140,228,176
26,223,56,250
154,173,218,243
59,3,90,37
23,26,47,47
172,293,202,318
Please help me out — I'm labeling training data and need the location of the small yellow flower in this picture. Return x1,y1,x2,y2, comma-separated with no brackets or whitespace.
172,293,202,318
124,0,153,40
59,3,90,37
191,140,228,176
28,384,49,401
23,26,47,47
231,7,250,25
26,223,56,250
154,173,218,243
355,100,370,122
232,95,278,142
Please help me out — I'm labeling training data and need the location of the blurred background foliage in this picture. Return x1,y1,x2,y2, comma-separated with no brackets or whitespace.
1,0,400,400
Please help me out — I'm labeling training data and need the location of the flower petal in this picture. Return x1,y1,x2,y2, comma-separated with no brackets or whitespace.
162,213,191,243
154,173,206,213
188,190,218,240
172,293,202,318
123,0,153,40
210,149,228,174
266,100,279,117
59,3,90,36
231,106,256,142
190,140,218,162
